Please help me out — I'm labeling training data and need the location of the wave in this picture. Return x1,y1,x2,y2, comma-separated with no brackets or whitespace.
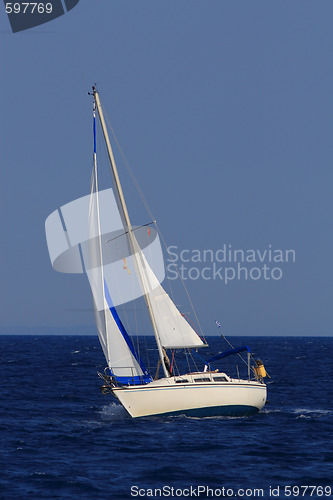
99,403,129,420
262,407,332,418
293,408,332,418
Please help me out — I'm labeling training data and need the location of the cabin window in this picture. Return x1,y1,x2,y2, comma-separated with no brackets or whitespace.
175,379,189,383
194,377,210,382
213,376,228,382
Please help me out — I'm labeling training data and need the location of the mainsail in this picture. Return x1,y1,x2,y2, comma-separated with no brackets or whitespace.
87,182,151,384
88,103,152,385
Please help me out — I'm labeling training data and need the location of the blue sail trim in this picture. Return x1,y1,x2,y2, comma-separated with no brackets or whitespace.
93,107,96,154
103,280,152,385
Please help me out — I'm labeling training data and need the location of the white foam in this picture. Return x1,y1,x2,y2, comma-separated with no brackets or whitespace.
293,408,332,417
99,403,129,420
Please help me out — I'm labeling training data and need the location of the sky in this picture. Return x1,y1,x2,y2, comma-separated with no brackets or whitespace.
0,1,332,336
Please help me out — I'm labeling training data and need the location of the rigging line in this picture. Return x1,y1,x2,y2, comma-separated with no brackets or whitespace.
213,321,250,369
220,332,235,350
215,319,251,368
103,108,156,223
181,313,205,343
102,108,206,342
172,356,179,377
156,222,206,341
143,335,152,374
133,296,140,363
219,334,249,367
135,329,140,368
185,350,192,374
170,350,175,373
105,221,155,244
188,349,200,373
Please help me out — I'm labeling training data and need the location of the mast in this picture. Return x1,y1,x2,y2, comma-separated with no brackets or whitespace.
92,87,170,379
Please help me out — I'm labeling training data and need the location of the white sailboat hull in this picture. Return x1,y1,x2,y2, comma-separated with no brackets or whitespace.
112,374,267,418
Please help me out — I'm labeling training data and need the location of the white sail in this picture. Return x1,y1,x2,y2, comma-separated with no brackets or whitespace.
45,186,162,383
87,168,152,384
147,283,204,349
93,284,150,383
134,243,205,349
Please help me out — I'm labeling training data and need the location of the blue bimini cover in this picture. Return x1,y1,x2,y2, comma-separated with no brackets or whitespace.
206,346,250,365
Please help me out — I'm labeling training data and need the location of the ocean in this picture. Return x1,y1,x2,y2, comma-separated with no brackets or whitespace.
0,335,332,500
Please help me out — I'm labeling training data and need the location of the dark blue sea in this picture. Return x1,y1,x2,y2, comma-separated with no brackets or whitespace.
0,335,332,500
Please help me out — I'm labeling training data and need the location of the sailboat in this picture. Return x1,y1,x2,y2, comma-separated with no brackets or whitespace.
46,86,267,418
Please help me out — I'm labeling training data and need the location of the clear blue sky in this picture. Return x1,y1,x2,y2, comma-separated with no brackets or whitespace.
0,1,332,336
